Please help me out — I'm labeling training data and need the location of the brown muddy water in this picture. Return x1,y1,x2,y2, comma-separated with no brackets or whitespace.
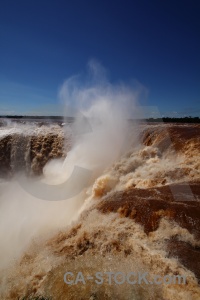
0,120,199,300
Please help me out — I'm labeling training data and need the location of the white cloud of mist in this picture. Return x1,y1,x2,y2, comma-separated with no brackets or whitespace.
57,59,146,180
0,60,145,269
59,59,145,115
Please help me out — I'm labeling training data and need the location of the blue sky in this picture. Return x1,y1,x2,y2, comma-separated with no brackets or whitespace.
0,0,199,117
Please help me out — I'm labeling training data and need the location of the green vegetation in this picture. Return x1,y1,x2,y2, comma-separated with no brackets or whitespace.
0,115,200,123
0,115,71,121
146,116,200,123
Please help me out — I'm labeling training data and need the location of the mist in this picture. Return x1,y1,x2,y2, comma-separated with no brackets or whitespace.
0,61,142,269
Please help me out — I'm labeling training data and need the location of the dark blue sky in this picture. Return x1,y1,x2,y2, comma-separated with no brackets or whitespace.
0,0,199,116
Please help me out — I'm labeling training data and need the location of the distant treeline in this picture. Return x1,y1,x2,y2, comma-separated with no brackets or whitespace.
0,115,65,119
0,115,73,121
0,115,200,123
145,117,200,123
